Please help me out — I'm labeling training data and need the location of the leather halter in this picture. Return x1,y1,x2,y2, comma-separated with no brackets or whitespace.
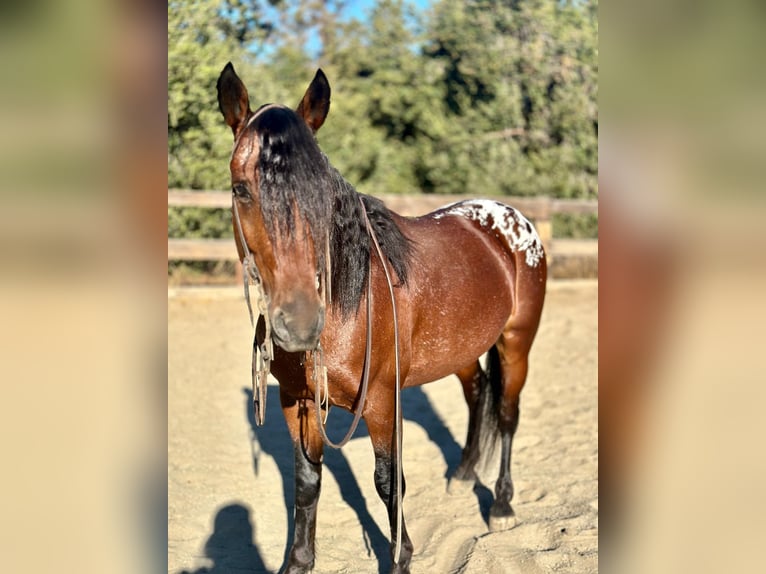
230,102,286,426
233,197,272,426
231,158,324,429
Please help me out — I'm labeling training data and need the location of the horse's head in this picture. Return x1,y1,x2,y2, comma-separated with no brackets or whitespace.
217,63,333,352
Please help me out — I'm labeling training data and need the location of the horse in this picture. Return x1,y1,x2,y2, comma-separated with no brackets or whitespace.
216,62,547,574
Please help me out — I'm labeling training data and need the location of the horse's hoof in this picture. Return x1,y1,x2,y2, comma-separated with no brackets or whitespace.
282,559,314,574
488,512,518,532
447,476,475,495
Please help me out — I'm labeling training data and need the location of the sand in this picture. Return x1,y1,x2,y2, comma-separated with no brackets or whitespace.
168,279,597,573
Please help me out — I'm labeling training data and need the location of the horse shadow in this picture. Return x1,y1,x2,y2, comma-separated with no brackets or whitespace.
398,382,495,524
245,385,392,572
177,380,493,574
242,380,488,573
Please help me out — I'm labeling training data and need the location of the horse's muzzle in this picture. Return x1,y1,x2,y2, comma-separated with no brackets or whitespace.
270,298,325,352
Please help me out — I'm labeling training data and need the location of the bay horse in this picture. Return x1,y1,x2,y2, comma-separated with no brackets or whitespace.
217,63,546,574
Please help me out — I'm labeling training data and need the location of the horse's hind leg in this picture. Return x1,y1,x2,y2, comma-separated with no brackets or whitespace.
450,361,485,487
489,331,532,531
280,391,324,573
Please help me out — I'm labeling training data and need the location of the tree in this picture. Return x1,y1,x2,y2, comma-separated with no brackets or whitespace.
168,0,273,190
316,0,438,195
167,0,598,199
420,0,598,198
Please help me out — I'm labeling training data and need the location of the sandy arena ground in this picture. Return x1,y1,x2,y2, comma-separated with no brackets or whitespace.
169,279,597,573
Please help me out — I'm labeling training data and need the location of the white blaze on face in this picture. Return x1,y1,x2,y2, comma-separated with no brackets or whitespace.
434,199,545,267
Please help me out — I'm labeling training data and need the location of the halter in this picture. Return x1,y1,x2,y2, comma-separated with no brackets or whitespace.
230,102,287,426
233,197,272,426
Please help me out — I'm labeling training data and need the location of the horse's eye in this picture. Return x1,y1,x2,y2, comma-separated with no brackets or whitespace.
232,184,251,201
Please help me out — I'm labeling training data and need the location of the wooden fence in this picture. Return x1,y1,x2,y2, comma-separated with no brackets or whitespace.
168,190,598,277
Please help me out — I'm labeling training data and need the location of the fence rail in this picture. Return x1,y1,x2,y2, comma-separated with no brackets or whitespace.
168,238,238,261
168,190,598,216
168,190,598,277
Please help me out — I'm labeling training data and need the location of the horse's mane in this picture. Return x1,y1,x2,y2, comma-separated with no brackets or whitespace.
328,171,413,317
253,107,413,317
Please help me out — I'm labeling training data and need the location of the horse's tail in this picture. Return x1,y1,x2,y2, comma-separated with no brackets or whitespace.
473,344,503,486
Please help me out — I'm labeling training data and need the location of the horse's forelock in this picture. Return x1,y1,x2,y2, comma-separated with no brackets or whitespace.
244,106,413,317
250,107,334,268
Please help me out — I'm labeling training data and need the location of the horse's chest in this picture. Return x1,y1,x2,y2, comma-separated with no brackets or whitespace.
271,352,361,411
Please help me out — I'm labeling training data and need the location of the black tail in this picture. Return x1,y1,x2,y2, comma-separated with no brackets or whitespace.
474,345,503,486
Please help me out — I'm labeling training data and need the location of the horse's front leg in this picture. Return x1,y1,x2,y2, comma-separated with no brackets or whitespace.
280,391,324,574
366,414,414,574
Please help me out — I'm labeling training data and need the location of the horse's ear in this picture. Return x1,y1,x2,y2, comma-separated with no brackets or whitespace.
217,62,251,137
296,69,331,133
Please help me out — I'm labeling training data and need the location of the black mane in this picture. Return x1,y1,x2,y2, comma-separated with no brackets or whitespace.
329,175,413,316
252,106,413,317
253,107,333,262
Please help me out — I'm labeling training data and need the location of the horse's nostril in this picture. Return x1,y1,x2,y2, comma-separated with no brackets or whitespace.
271,307,289,338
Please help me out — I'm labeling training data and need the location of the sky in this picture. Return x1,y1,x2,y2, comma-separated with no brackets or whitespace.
344,0,432,21
274,0,434,59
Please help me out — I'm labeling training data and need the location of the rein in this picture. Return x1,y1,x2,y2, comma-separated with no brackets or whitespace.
311,197,403,562
234,189,404,564
311,196,401,449
359,198,404,563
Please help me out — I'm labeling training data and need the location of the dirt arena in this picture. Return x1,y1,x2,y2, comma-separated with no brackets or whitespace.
168,279,597,574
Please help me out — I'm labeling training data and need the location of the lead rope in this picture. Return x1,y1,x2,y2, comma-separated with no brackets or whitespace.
360,201,404,565
312,198,403,563
233,198,273,426
312,195,378,447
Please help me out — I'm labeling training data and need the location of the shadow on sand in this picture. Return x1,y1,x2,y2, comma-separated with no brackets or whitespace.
178,379,484,574
244,385,391,573
177,503,268,574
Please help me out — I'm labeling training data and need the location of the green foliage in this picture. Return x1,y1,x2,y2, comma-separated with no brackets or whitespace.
168,207,232,238
168,0,598,238
168,0,270,189
317,0,435,195
418,0,598,198
553,213,599,240
167,203,234,280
